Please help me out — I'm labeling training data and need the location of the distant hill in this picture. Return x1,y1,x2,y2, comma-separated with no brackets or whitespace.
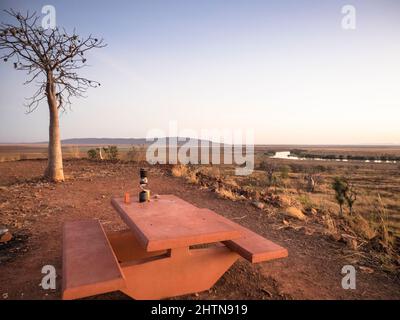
60,138,148,145
58,137,218,146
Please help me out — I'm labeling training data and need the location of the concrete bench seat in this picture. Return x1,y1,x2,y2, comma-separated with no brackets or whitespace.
223,228,288,263
62,219,125,300
197,208,288,263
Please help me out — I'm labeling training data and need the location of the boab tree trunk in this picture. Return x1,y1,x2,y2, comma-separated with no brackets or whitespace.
44,74,64,182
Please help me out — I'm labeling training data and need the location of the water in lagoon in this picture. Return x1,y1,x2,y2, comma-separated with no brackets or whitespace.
271,151,324,160
272,151,302,160
271,151,397,164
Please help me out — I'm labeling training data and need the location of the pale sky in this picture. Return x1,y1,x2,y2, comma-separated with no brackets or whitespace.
0,0,399,144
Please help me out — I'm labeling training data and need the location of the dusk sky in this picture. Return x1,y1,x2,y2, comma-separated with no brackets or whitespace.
0,0,399,144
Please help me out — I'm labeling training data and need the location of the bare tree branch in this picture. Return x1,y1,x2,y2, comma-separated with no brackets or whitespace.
0,9,106,111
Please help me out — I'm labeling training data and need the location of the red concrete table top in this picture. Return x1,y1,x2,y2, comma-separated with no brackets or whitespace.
111,194,242,252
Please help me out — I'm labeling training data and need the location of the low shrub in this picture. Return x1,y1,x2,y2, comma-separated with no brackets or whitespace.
87,149,98,160
103,146,119,161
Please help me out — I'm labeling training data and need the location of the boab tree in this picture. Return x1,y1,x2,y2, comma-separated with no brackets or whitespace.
0,9,106,181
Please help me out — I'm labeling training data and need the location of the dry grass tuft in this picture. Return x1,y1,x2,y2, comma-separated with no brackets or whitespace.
171,164,189,177
346,214,377,240
197,166,221,179
283,207,307,221
374,194,395,247
126,146,147,162
69,146,81,159
223,176,239,188
322,213,340,238
185,171,199,184
216,187,241,201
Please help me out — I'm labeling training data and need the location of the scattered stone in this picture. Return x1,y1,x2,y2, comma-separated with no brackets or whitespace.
329,233,342,242
13,222,23,229
0,231,12,243
348,239,358,250
310,208,318,215
251,201,265,210
342,234,358,250
302,227,314,236
359,266,374,274
261,288,272,297
0,226,8,236
283,207,307,221
0,227,12,243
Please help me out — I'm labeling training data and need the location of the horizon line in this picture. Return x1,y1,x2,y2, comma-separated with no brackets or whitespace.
0,137,399,147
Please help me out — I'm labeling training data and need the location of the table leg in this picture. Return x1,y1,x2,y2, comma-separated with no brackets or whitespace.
106,229,168,263
121,245,239,300
106,230,239,300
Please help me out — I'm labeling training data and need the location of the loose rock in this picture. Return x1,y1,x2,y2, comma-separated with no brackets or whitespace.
0,231,13,243
252,201,265,210
283,207,307,221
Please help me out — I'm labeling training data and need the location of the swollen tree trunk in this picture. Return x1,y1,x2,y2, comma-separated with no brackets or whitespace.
44,73,64,182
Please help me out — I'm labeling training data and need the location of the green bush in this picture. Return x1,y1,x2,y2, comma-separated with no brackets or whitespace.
332,177,348,216
103,145,119,161
87,149,98,160
264,150,276,157
331,177,358,216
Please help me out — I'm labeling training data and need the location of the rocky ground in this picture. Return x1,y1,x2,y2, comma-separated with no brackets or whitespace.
0,159,399,300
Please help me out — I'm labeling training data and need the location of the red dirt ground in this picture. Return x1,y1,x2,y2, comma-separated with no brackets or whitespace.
0,160,399,300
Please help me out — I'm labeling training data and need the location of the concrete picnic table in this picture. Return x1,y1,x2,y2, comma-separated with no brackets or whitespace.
62,195,288,300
